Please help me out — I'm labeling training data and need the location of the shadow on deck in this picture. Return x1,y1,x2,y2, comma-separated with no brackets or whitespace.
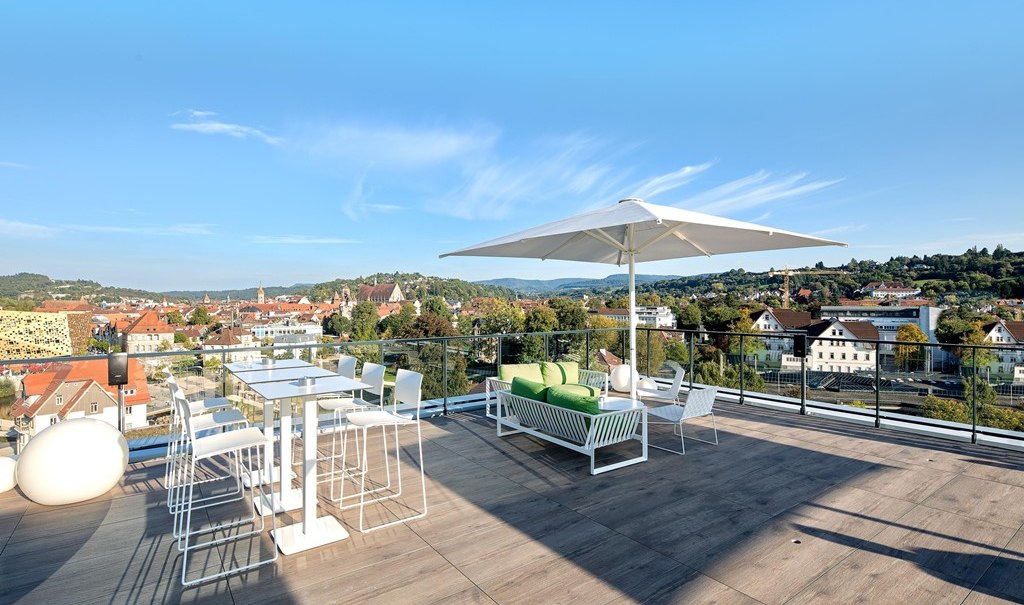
3,400,1024,604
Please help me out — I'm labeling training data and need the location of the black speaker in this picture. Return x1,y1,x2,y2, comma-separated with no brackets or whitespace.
793,334,807,358
108,352,129,386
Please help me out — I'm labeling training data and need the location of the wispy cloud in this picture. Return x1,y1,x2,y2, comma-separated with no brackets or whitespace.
249,235,360,245
340,171,407,221
681,171,842,214
0,161,29,169
941,217,975,223
300,121,499,168
171,109,282,145
627,162,714,200
811,224,866,236
433,133,625,220
60,223,215,236
0,219,57,238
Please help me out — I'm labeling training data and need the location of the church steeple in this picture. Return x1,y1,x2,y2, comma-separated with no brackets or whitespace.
257,283,265,304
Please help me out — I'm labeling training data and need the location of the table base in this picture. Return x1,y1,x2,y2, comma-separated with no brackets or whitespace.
254,489,303,515
272,516,350,554
241,465,295,489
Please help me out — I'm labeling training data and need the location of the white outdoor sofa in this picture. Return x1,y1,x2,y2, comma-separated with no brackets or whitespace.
485,361,609,419
495,390,647,475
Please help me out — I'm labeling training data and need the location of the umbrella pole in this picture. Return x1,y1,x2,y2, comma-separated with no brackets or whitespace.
628,245,638,404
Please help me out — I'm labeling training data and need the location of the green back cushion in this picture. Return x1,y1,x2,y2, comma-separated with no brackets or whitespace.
511,377,548,402
499,363,544,384
540,361,580,386
547,386,600,416
549,383,600,398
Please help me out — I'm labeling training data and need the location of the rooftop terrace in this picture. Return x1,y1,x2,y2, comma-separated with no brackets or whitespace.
3,400,1024,604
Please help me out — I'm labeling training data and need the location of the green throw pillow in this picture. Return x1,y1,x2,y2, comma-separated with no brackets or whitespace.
546,387,600,416
548,384,600,398
511,377,548,402
540,361,580,386
499,363,544,384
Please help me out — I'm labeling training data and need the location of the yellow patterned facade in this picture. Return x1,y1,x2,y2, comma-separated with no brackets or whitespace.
0,310,73,360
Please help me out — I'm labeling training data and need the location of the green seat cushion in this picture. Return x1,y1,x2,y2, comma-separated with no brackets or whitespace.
499,363,544,384
549,383,600,398
510,377,548,402
546,386,600,416
540,361,580,386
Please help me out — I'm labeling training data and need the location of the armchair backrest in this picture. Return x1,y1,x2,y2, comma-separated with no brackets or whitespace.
392,369,423,415
336,355,357,379
359,362,386,398
682,387,717,419
664,360,686,396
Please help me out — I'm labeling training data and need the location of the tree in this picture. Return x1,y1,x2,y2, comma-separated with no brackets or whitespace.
894,324,928,371
157,340,172,352
399,313,458,339
664,339,690,365
477,298,525,335
351,301,379,342
189,306,211,325
726,314,764,357
962,376,998,408
0,377,15,400
423,296,450,319
379,303,417,336
521,306,558,362
173,332,189,344
920,394,971,423
324,313,351,337
166,310,185,325
676,304,702,330
397,313,466,400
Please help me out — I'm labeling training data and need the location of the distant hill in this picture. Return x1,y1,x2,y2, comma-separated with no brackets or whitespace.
0,272,158,303
305,272,515,302
478,274,683,296
159,284,312,302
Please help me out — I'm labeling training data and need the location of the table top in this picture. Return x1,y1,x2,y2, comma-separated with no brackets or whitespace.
600,396,643,412
225,358,312,373
234,366,336,385
249,375,372,401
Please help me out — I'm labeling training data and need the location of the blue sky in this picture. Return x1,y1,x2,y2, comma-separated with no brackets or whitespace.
2,2,1022,292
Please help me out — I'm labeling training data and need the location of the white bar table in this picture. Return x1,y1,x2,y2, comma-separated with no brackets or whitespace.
249,375,370,555
231,364,333,509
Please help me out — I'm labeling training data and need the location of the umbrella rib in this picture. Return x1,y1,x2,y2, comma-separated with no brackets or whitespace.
673,231,713,256
584,228,629,252
635,222,689,254
540,232,588,261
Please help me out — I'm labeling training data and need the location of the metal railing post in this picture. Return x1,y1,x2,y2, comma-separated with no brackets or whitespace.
585,332,591,370
442,338,450,415
739,334,745,405
646,329,652,376
874,345,881,428
544,333,549,362
221,351,227,397
971,347,978,444
688,332,695,390
800,353,807,415
496,335,503,367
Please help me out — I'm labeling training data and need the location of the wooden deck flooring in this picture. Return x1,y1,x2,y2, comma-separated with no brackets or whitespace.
3,401,1024,604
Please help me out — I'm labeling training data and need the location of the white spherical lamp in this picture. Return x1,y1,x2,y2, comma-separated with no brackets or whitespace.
610,365,640,392
0,456,17,493
16,418,129,506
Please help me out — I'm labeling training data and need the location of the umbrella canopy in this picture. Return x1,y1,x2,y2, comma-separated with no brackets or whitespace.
441,198,847,402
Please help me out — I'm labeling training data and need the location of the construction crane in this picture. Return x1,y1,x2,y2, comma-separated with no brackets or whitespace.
767,267,848,308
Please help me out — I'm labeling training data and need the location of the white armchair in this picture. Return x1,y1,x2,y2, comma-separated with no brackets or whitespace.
647,386,719,455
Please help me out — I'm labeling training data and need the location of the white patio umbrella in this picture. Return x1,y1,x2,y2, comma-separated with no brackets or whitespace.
440,198,847,403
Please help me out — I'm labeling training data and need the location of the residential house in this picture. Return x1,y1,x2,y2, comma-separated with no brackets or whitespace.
982,320,1024,380
11,359,150,439
783,320,879,373
121,311,175,357
860,282,922,300
748,308,814,366
590,306,676,329
202,327,259,363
